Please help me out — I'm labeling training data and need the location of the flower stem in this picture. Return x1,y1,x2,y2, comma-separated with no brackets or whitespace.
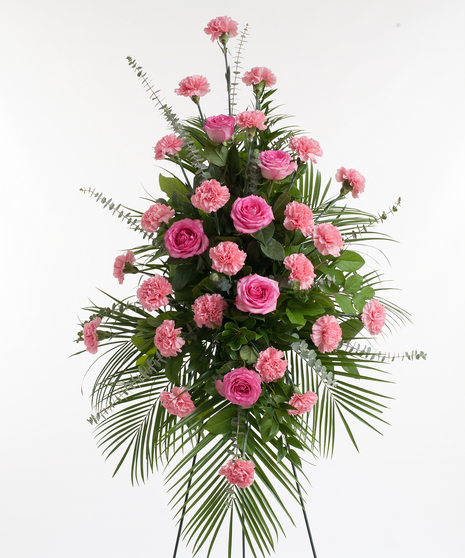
314,194,345,223
223,46,232,116
177,158,193,192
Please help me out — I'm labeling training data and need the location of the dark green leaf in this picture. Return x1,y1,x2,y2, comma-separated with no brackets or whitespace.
272,193,291,220
172,262,199,291
334,251,365,272
159,174,188,198
203,142,229,167
340,318,364,340
344,273,363,294
165,353,183,384
204,407,236,435
260,238,285,261
334,293,357,315
253,222,275,245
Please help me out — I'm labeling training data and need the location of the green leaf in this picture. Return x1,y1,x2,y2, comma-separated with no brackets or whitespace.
334,294,357,315
172,262,199,291
344,273,363,294
288,298,324,317
260,238,285,261
159,174,188,198
131,334,154,354
165,353,183,384
272,193,291,220
317,264,345,286
340,318,364,340
352,294,367,313
204,407,236,435
286,307,306,326
253,222,275,245
203,142,229,167
334,251,365,272
260,415,279,443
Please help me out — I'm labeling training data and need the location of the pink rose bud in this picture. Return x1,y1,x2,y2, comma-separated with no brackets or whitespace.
219,459,255,488
230,195,274,234
287,391,318,415
160,387,196,418
223,367,262,408
204,114,236,143
164,218,209,259
361,298,385,335
235,274,280,315
310,315,342,353
258,150,297,181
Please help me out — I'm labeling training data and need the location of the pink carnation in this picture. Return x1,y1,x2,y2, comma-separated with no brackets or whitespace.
235,110,268,131
160,387,196,418
289,136,323,164
164,218,209,259
287,391,318,415
311,315,342,353
254,347,287,383
231,195,274,234
192,293,228,328
361,298,386,335
154,320,185,357
219,459,255,488
312,223,344,257
258,150,297,181
242,67,277,88
209,241,246,276
235,275,280,315
113,250,136,285
335,167,366,198
204,114,235,143
283,201,314,237
154,134,184,160
204,16,239,42
83,317,101,355
191,179,230,213
141,203,175,232
283,253,315,290
223,367,262,408
175,75,210,98
137,274,173,312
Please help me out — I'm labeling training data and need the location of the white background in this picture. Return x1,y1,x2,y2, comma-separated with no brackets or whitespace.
1,0,464,556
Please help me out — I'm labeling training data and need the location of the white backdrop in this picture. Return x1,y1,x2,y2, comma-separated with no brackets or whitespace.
1,0,464,556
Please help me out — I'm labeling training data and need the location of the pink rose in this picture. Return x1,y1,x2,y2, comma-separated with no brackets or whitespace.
164,218,209,259
242,67,277,88
287,391,318,415
258,150,297,181
137,274,173,312
223,367,262,408
283,201,314,237
192,293,228,328
204,114,235,143
312,223,344,257
230,195,274,234
154,320,185,357
219,459,255,488
175,75,210,98
311,315,342,353
289,136,323,164
160,387,196,418
83,317,101,355
141,203,175,232
113,250,136,285
204,16,239,42
235,110,268,131
190,179,230,213
254,347,287,383
209,241,246,276
361,298,385,335
235,274,280,315
283,253,315,290
154,134,184,160
215,379,225,397
335,166,366,198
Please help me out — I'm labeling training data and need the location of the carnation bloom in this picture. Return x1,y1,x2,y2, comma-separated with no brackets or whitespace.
335,166,366,198
311,315,342,353
164,218,209,259
154,320,185,357
219,459,255,488
223,367,262,408
113,250,136,285
230,195,274,234
160,387,196,418
192,293,228,328
289,136,323,164
283,253,315,290
287,391,318,415
137,275,173,312
254,347,287,383
154,134,184,160
235,275,280,315
242,67,277,88
258,150,297,181
312,223,344,257
141,203,175,232
190,179,230,213
235,110,268,131
361,298,386,335
204,114,236,143
283,201,314,237
175,75,210,98
204,16,239,42
209,241,246,276
83,317,102,355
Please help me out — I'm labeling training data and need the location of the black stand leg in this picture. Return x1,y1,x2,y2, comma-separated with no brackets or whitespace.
291,462,318,558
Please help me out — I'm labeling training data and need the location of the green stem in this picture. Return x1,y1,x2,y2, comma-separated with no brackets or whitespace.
223,46,232,116
314,194,345,223
177,158,193,192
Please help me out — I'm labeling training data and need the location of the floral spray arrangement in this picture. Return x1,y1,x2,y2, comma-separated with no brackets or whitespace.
75,15,425,558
